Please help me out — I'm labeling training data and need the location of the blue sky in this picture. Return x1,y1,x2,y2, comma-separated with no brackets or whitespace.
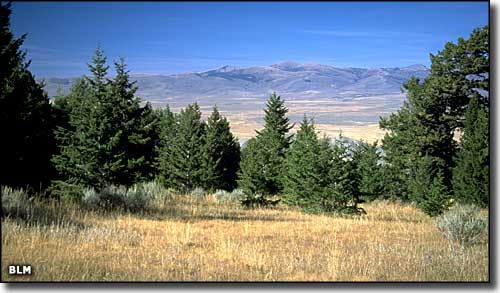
10,1,488,77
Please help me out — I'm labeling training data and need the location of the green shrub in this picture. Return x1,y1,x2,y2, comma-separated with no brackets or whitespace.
436,204,487,248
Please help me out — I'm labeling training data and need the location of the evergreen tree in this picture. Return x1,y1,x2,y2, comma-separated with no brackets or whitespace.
156,105,177,184
237,92,293,197
201,106,241,191
354,141,384,202
0,2,55,189
380,26,489,203
282,116,322,210
52,50,158,191
408,156,450,217
104,57,159,185
257,92,294,152
453,97,489,207
52,48,110,189
321,137,362,213
158,103,206,191
52,77,104,189
237,137,267,197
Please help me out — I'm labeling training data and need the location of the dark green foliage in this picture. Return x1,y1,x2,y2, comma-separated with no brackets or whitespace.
201,106,241,191
282,125,364,214
282,116,322,210
258,92,294,152
155,106,177,184
103,58,160,185
158,103,206,191
353,141,384,202
236,138,267,196
379,26,489,207
321,138,363,214
237,92,293,201
453,97,489,207
0,2,55,189
52,78,103,188
52,49,159,191
408,156,450,217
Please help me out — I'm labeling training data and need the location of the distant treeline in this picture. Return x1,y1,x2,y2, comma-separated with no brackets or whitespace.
0,2,489,216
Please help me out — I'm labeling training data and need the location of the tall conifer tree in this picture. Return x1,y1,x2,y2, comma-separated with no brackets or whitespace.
238,92,293,197
453,97,489,207
0,2,55,189
158,103,206,191
282,116,322,210
202,106,241,191
380,26,489,207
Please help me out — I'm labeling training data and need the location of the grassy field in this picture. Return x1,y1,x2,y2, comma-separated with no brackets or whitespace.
1,194,488,282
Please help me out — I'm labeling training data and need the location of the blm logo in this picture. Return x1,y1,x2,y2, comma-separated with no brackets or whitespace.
8,265,32,276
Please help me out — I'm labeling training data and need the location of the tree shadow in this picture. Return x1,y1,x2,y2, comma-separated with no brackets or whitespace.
137,205,305,223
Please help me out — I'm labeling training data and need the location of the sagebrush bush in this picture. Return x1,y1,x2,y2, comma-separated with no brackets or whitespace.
436,204,487,248
1,186,63,225
230,189,245,199
2,187,32,219
124,184,152,212
214,189,242,202
135,181,174,208
81,185,152,212
190,187,206,198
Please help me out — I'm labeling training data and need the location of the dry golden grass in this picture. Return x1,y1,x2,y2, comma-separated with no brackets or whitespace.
2,196,488,282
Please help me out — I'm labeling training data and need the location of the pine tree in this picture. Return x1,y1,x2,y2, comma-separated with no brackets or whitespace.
104,57,159,185
158,103,206,191
52,48,111,189
201,106,241,191
408,156,450,217
258,92,294,152
85,46,109,97
380,26,489,202
453,97,489,207
321,137,362,213
237,92,293,198
282,115,322,210
0,2,55,190
237,137,267,197
52,77,105,189
52,50,158,192
354,141,384,202
156,105,177,185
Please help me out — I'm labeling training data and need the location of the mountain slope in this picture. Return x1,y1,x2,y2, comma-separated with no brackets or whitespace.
42,62,428,101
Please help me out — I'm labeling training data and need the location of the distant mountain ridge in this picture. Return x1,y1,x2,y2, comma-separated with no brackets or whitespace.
42,61,429,101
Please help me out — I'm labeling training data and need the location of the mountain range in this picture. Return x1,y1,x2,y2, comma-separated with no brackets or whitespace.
42,61,429,102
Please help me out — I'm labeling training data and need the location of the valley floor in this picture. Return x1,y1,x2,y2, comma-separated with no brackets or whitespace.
1,196,488,282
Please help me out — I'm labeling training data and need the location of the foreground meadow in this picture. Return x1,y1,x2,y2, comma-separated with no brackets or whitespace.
1,194,488,282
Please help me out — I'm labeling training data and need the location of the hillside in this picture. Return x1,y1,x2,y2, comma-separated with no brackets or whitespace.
42,62,428,143
43,61,428,101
